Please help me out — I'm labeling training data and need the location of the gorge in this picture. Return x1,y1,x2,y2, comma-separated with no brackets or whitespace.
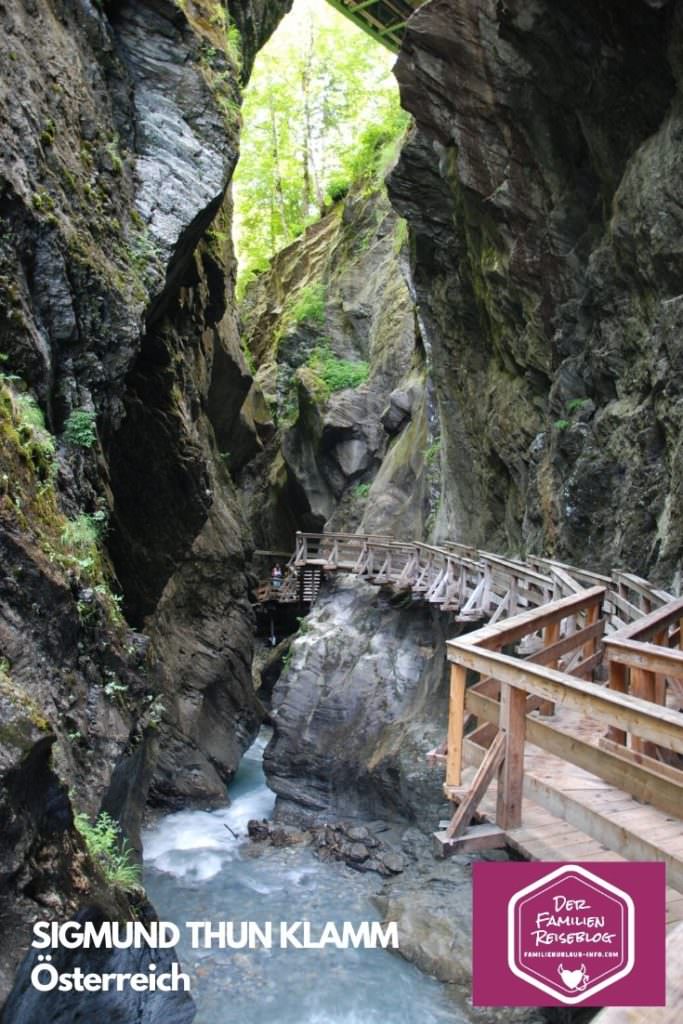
1,0,682,1021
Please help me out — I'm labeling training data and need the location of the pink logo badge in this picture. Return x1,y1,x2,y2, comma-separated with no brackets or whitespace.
508,864,633,1004
473,862,666,1007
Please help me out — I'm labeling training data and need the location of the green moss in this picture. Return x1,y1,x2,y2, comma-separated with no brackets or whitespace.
0,666,51,741
0,381,124,630
32,191,55,214
288,282,327,326
105,135,124,176
40,119,56,147
424,438,441,464
306,344,369,396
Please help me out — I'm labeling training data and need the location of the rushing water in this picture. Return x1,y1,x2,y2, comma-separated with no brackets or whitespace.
143,731,463,1024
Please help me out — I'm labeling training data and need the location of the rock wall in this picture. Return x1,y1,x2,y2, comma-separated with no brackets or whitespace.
264,576,452,831
238,185,438,549
0,0,290,1009
389,0,683,586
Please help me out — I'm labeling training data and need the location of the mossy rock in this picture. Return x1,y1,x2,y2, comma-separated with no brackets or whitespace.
0,668,52,754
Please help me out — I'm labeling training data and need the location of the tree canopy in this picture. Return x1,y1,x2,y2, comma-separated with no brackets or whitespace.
233,0,408,291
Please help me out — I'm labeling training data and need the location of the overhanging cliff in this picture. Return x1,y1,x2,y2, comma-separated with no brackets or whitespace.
389,0,682,586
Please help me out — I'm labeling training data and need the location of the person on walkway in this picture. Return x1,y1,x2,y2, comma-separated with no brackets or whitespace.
271,563,283,590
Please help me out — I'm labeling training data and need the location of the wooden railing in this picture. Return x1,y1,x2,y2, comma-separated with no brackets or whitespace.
292,532,675,627
603,596,683,753
293,531,558,620
277,531,683,859
438,588,683,855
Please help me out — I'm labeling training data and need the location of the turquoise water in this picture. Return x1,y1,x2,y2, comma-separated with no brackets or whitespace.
143,732,462,1024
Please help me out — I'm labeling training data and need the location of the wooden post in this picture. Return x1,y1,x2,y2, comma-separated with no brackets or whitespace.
583,602,600,660
606,661,627,744
630,667,657,756
537,619,560,715
496,683,526,830
654,628,667,705
446,664,467,788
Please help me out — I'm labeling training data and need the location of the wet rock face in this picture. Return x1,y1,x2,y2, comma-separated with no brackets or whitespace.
0,0,290,1009
238,189,436,549
389,0,683,581
263,577,452,830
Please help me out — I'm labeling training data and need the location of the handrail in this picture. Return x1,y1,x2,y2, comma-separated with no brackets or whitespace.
603,637,683,678
605,595,683,644
448,641,683,753
291,532,673,635
454,587,605,651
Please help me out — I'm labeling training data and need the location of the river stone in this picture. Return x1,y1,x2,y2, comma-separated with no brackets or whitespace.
380,852,405,874
345,825,370,842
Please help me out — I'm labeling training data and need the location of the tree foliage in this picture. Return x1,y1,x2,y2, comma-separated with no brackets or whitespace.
233,0,408,289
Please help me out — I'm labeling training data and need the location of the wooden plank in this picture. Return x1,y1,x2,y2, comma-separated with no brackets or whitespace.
433,822,506,858
609,593,683,642
568,650,603,679
449,643,683,754
599,736,683,785
534,556,612,587
446,731,505,837
465,689,683,819
521,773,683,893
446,664,467,787
496,684,526,829
551,565,585,595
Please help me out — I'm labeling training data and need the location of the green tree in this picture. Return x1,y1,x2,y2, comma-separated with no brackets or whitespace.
233,0,408,288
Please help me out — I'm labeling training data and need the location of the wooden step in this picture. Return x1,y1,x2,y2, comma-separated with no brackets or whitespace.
470,777,683,929
519,742,683,892
459,722,683,893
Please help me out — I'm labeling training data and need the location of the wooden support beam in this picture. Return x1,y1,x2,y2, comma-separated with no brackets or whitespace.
583,602,601,659
599,737,683,786
630,667,657,756
446,664,467,787
496,684,526,830
455,586,605,651
446,731,505,837
608,595,683,642
524,618,602,667
538,620,560,714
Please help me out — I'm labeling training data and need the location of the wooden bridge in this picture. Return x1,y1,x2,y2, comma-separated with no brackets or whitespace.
257,531,683,945
326,0,422,53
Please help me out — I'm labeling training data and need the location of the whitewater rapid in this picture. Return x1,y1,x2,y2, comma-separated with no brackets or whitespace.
143,731,462,1024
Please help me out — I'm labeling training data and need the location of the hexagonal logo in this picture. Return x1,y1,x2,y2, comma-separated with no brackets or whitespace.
472,861,666,1007
507,864,633,1004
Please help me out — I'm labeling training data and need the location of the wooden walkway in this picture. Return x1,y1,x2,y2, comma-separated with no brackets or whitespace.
259,530,683,997
326,0,422,53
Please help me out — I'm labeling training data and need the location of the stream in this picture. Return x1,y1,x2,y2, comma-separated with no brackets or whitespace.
143,730,463,1024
